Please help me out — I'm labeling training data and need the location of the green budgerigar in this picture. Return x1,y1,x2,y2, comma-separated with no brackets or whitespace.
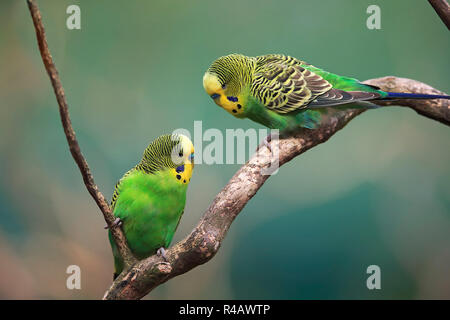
203,54,450,130
108,134,194,279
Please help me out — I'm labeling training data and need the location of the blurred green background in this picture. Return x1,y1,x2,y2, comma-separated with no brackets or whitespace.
0,0,449,299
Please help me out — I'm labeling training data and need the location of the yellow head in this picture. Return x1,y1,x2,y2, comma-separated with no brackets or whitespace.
203,54,254,118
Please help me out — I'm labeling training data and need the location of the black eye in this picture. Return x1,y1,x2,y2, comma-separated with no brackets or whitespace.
222,84,226,89
179,151,183,157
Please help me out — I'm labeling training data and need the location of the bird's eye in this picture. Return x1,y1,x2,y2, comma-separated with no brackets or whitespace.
222,84,226,89
210,93,220,99
178,151,183,157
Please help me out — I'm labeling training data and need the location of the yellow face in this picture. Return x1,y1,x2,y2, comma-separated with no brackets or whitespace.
170,135,194,185
203,72,245,117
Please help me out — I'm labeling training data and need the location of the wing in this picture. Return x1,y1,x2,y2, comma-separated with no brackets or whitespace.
251,55,332,113
307,89,382,108
251,55,382,113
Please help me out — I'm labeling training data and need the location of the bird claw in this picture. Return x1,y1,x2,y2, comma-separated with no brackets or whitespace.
263,135,272,154
257,134,273,157
157,247,168,261
104,217,122,229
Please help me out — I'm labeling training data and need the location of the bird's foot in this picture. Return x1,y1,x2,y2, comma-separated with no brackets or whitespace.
257,133,273,156
157,247,168,261
104,217,122,229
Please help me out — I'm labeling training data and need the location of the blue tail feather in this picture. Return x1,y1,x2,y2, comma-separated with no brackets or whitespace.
385,92,450,100
297,110,321,129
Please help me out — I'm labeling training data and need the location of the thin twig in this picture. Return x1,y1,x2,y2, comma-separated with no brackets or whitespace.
26,0,137,268
428,0,450,29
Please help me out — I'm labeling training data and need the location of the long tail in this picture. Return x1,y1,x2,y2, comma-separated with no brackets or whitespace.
384,92,450,100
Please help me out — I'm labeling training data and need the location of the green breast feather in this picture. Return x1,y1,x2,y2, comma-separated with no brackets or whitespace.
109,169,187,275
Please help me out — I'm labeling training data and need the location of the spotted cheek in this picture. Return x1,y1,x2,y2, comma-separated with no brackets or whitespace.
172,163,193,184
219,96,244,117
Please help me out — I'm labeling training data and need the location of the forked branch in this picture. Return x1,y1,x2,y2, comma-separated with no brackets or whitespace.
102,77,448,299
27,0,449,300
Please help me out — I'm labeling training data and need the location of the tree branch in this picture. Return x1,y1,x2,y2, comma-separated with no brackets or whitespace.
428,0,450,29
26,0,137,268
26,0,449,300
103,78,449,300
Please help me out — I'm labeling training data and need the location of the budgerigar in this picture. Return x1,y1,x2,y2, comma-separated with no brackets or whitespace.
203,54,450,130
108,134,194,279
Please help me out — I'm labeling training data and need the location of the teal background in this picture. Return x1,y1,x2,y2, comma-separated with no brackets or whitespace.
0,0,449,299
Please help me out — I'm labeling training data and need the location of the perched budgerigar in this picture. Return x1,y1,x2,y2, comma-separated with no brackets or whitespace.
108,134,194,279
203,54,450,130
